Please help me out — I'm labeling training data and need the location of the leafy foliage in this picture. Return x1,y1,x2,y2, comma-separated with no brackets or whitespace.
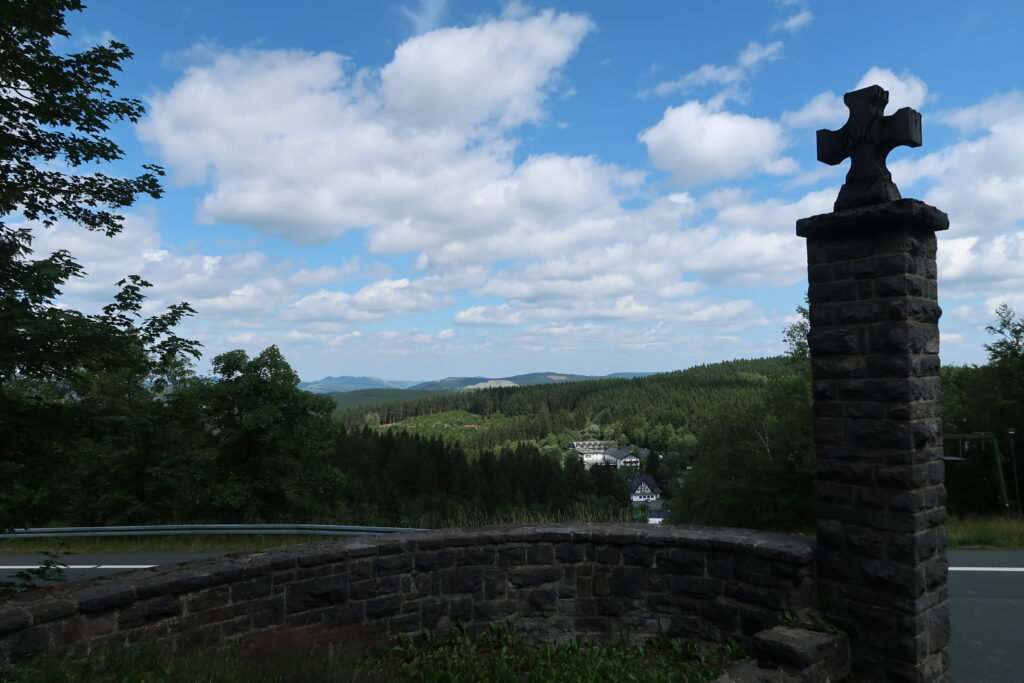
4,626,743,682
0,1,199,533
0,0,166,383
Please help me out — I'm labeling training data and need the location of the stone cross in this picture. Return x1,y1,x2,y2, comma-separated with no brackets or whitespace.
817,84,922,211
799,82,950,681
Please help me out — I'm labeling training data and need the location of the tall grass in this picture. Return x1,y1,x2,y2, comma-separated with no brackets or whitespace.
4,625,743,683
0,505,632,554
946,515,1024,548
421,502,632,529
8,515,1023,555
0,534,337,554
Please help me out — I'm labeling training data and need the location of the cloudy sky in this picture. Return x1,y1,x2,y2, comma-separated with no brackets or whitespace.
37,1,1024,381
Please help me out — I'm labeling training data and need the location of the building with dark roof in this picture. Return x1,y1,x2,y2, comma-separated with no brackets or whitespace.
628,473,661,503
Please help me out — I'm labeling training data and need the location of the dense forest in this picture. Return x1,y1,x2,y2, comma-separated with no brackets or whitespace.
2,2,1023,537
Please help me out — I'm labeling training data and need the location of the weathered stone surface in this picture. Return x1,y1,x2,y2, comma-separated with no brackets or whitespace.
72,583,137,614
0,610,30,637
374,554,413,575
508,567,562,588
753,625,851,681
797,199,948,238
799,192,949,680
0,524,834,678
117,596,181,630
285,577,347,613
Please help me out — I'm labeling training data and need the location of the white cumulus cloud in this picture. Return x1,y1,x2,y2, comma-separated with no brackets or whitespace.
639,101,796,185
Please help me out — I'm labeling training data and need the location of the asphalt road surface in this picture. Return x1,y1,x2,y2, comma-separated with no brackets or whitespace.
948,549,1024,683
0,551,228,583
2,549,1021,681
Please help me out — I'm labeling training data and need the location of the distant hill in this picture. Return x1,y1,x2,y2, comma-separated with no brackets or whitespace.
332,357,795,452
329,388,444,410
462,379,519,391
302,371,657,394
409,371,654,392
298,376,420,394
408,376,491,392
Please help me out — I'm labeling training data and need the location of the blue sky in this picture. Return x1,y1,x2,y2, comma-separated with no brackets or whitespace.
35,1,1024,381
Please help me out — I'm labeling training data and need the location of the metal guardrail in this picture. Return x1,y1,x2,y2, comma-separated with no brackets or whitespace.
0,524,429,539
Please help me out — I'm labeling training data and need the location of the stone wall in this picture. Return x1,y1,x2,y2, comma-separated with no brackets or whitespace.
0,524,819,671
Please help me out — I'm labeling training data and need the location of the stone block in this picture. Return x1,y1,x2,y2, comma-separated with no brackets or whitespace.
555,543,586,563
620,544,654,567
231,576,273,602
323,601,363,628
222,616,252,637
9,624,51,658
655,548,705,575
440,567,483,594
118,595,181,630
285,577,347,613
724,583,788,610
455,547,495,566
753,625,850,677
373,554,413,576
483,568,506,599
419,598,447,629
808,263,833,283
509,567,562,588
835,300,886,324
667,576,722,600
609,567,646,598
446,596,474,622
853,253,915,279
516,589,557,618
348,559,373,580
72,583,137,614
376,540,406,556
496,546,526,566
365,596,401,621
186,586,230,614
252,597,285,628
796,200,949,239
294,564,333,581
414,550,454,572
888,298,942,324
473,599,515,621
808,327,858,354
594,597,624,617
526,545,554,565
0,609,30,637
53,615,114,649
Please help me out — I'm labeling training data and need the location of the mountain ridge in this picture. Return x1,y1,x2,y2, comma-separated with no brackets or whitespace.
299,371,654,394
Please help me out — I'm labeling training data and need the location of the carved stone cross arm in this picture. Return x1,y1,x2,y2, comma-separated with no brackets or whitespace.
816,84,922,211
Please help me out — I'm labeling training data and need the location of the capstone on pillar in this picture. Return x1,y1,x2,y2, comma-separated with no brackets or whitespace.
796,84,950,683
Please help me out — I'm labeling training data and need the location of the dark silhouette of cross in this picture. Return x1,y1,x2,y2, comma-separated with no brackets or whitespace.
817,85,922,211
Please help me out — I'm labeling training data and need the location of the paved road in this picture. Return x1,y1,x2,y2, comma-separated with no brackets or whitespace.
948,549,1024,683
0,552,228,583
2,549,1021,681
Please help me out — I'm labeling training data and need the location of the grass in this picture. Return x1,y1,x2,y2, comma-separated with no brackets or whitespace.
946,514,1024,548
420,503,632,529
4,625,744,683
0,506,633,555
0,534,337,554
5,515,1024,555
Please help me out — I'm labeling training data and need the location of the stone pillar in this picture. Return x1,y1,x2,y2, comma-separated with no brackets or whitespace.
796,199,950,682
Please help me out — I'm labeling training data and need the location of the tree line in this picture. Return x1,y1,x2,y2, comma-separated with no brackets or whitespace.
3,1,1022,537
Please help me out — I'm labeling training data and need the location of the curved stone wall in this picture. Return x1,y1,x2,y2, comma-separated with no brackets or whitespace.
0,524,816,670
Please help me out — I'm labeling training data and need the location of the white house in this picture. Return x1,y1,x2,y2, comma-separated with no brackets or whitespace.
628,474,661,503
